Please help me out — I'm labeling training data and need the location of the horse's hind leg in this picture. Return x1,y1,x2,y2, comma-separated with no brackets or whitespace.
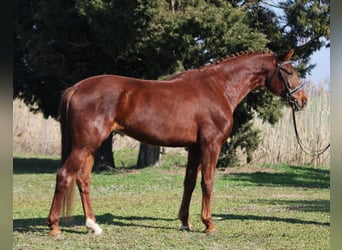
178,146,201,230
47,148,87,236
76,154,103,235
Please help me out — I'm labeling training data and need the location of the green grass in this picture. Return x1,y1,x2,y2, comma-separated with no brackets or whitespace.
13,151,330,250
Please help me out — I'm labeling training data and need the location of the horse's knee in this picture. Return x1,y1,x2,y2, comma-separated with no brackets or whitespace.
55,168,71,191
55,154,83,192
201,180,214,195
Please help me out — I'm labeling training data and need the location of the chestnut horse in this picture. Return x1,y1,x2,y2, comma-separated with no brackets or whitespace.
47,49,307,236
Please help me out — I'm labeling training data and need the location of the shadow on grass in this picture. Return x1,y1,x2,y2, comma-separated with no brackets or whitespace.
13,157,61,174
13,213,177,235
13,208,329,236
13,156,143,175
14,158,330,191
212,213,330,227
223,165,329,189
255,199,330,213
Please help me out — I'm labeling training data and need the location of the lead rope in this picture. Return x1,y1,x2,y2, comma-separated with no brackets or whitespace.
291,109,330,156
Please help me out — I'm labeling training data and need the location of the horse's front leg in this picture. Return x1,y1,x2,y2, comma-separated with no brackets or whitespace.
178,146,201,230
200,142,221,234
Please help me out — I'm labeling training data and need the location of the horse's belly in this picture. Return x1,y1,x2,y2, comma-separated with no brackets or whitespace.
120,121,198,147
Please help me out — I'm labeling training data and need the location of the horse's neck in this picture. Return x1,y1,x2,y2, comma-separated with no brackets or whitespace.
216,55,273,110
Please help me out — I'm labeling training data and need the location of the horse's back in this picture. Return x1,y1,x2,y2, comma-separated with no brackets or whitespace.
65,74,231,147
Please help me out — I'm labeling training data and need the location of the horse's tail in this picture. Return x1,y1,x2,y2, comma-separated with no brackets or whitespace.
59,86,78,221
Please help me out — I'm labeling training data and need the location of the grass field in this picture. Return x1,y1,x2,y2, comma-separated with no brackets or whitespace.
13,152,330,250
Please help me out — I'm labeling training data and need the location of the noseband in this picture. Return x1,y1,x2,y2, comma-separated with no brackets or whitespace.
274,61,330,156
276,60,305,111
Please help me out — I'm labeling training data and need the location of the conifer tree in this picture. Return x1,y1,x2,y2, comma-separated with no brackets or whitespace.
14,0,329,168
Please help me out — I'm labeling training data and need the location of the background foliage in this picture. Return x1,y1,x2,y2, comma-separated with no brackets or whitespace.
14,0,330,167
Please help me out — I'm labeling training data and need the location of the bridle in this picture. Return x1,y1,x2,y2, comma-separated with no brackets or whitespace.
270,60,330,157
276,60,305,111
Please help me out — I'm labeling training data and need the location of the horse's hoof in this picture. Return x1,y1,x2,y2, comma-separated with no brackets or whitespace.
53,233,65,240
86,218,103,235
204,227,218,235
48,228,63,239
179,225,192,231
92,228,103,235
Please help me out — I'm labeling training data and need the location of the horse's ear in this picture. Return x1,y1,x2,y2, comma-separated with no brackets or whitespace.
283,48,295,61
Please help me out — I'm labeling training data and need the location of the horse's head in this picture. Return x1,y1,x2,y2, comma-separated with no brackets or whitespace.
268,49,308,111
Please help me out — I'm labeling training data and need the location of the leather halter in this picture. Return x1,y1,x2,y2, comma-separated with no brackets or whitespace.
276,61,330,156
276,60,305,111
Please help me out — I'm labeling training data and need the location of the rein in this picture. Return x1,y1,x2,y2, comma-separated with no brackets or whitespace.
291,108,330,157
277,61,330,156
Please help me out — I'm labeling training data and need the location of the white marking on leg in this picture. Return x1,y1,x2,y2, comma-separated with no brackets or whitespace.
86,218,103,235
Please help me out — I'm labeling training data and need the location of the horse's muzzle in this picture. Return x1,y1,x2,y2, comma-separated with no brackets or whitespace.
290,95,307,111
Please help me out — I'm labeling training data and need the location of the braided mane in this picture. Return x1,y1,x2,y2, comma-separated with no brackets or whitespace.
203,49,274,68
169,49,274,79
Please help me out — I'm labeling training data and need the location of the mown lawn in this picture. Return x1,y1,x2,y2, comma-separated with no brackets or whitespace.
13,152,330,250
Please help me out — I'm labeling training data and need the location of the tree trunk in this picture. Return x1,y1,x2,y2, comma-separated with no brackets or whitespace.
93,133,115,171
136,143,160,168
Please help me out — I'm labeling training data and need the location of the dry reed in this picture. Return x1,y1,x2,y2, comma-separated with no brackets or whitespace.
13,99,61,156
251,80,330,166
